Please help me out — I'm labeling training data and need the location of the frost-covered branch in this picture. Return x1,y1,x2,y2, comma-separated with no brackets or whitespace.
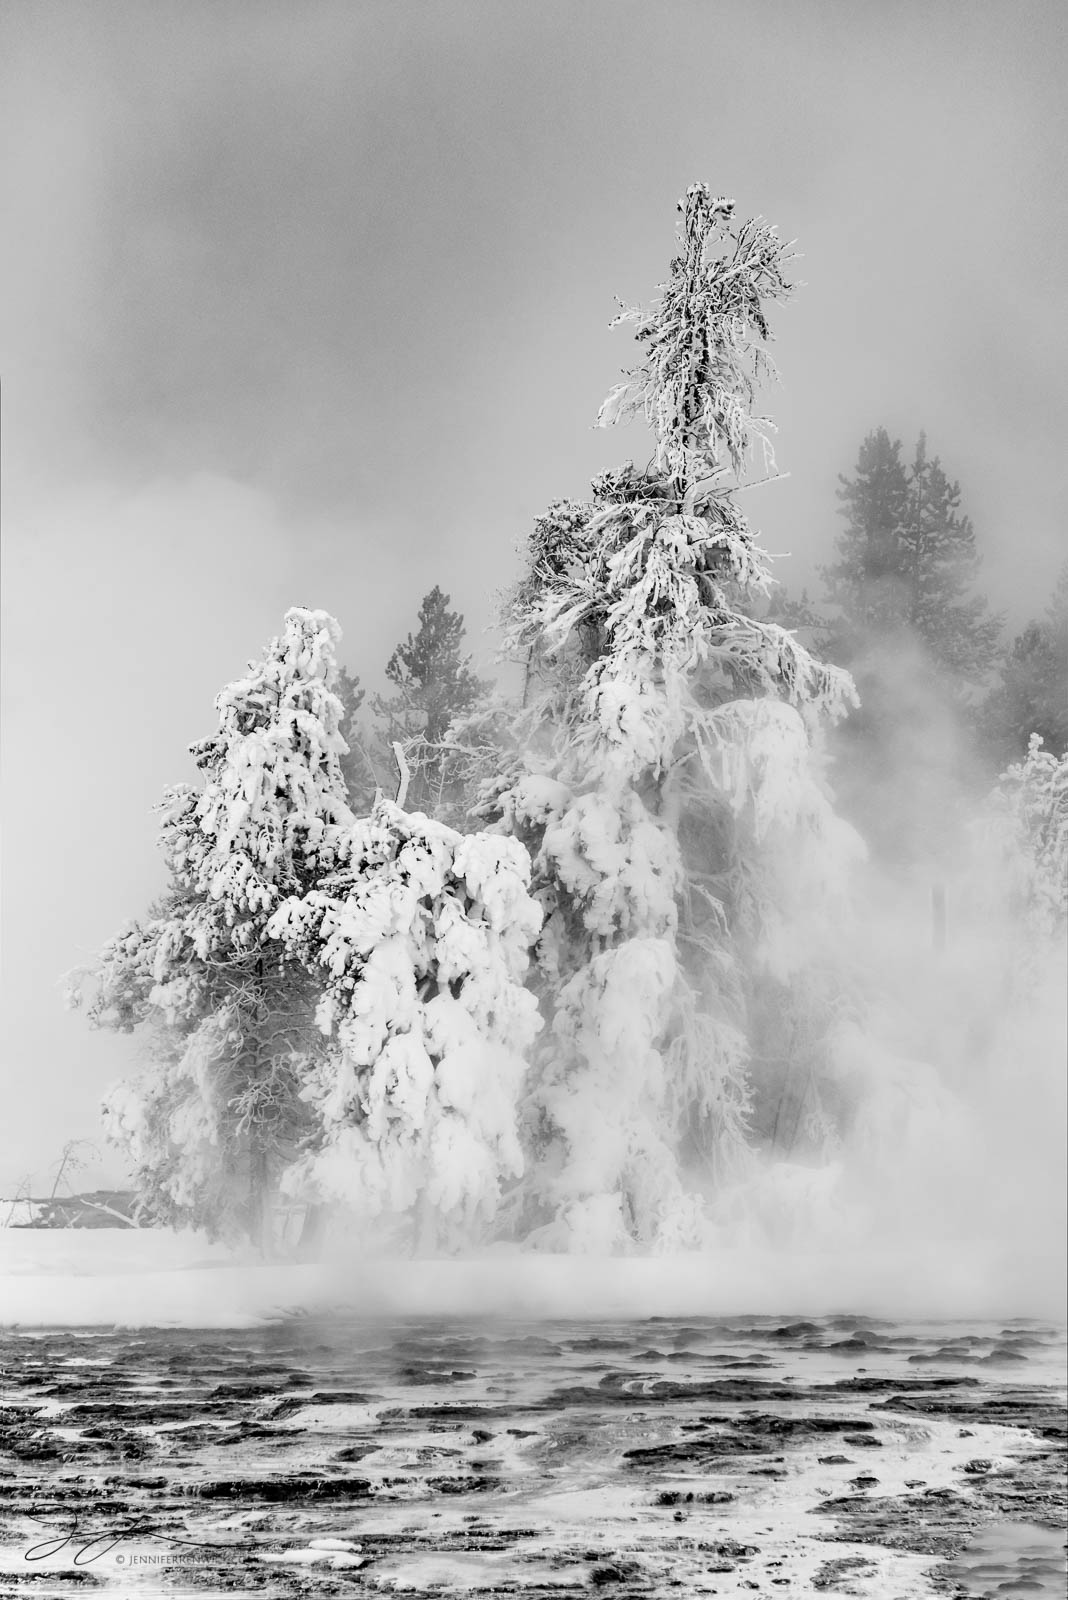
392,740,411,808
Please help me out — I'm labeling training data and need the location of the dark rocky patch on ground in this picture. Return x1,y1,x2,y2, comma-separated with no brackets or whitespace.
188,1473,373,1501
811,1553,877,1591
812,1484,987,1558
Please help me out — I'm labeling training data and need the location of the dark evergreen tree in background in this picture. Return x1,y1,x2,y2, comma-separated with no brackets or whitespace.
334,665,380,811
761,584,823,639
823,429,912,644
824,429,1000,689
372,585,487,815
905,435,1002,684
984,559,1068,768
819,428,1001,860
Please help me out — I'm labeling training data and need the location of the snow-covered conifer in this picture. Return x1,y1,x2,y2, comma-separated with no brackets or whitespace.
477,185,859,1250
267,800,542,1247
76,609,355,1247
79,602,549,1252
988,735,1068,940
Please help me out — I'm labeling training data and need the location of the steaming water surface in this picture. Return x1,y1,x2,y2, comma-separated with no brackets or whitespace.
1,1315,1064,1598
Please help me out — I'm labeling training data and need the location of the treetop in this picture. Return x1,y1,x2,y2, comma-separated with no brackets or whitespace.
597,183,795,487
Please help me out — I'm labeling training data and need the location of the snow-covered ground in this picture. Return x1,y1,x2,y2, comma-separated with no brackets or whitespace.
1,1226,1063,1329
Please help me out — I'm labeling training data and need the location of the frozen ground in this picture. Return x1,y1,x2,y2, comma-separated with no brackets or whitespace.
0,1231,1064,1599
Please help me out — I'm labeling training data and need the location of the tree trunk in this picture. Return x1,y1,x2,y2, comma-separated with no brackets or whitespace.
414,1191,438,1256
248,1143,271,1257
296,1203,325,1262
246,960,274,1257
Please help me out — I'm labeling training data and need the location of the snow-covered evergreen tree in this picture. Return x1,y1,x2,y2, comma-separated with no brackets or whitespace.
75,609,356,1248
77,602,547,1253
475,185,859,1251
988,734,1068,941
267,801,542,1248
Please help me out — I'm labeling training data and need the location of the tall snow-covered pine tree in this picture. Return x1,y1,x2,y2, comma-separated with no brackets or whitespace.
477,185,859,1252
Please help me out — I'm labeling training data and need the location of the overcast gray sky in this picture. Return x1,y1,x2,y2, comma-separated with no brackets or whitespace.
2,0,1066,1192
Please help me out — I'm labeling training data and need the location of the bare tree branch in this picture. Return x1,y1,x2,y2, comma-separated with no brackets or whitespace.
393,740,411,808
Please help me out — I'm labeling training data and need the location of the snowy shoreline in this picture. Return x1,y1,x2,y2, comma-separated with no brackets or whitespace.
1,1229,1063,1329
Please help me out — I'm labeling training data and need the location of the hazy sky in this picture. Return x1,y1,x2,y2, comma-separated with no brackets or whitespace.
2,1,1066,1192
